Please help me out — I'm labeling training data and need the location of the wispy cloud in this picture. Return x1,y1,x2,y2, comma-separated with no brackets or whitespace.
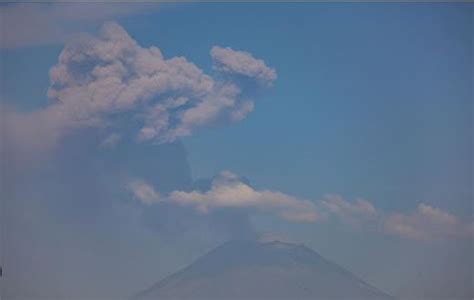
128,171,321,223
465,222,474,237
99,133,122,148
169,171,321,223
127,172,473,242
321,196,467,241
127,179,161,206
321,194,378,228
383,203,460,241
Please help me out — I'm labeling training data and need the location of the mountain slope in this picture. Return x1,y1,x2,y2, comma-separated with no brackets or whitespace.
134,240,394,300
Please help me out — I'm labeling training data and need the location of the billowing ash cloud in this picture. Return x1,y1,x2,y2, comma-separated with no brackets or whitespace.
47,22,275,143
211,46,277,87
3,22,276,160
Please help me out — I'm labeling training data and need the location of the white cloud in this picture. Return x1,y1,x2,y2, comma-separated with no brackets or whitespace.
0,3,159,49
383,203,459,241
417,203,458,225
4,22,276,159
127,179,161,206
99,133,122,148
123,170,473,241
322,195,377,218
320,195,379,227
464,222,474,238
318,195,470,241
211,46,277,86
168,171,321,223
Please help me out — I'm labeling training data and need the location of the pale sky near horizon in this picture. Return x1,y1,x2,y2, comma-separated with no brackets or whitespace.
1,2,472,299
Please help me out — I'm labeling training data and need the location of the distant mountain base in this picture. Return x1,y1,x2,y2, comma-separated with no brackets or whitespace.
133,240,395,300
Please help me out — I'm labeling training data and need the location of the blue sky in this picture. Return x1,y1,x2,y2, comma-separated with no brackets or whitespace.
1,2,472,299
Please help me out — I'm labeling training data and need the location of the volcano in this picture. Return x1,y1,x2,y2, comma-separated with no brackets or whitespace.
134,240,394,300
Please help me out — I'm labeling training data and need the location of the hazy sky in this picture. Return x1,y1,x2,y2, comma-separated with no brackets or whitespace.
1,2,472,300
